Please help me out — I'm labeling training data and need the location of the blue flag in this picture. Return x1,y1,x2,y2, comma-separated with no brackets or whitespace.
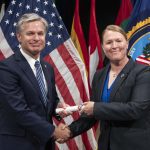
126,0,150,65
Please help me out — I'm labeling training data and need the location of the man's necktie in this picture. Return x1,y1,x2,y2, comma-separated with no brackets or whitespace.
34,60,47,106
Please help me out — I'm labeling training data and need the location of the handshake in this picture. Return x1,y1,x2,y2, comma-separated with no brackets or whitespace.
53,101,95,143
53,105,84,143
53,123,71,143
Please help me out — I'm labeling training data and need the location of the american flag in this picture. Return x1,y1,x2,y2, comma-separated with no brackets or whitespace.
0,0,97,149
71,0,101,145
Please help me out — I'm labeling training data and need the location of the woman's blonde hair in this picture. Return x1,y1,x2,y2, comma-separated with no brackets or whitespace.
101,25,127,43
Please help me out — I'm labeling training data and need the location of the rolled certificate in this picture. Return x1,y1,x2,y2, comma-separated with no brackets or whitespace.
56,105,83,114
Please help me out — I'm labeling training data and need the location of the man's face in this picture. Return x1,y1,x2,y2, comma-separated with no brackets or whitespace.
17,20,46,59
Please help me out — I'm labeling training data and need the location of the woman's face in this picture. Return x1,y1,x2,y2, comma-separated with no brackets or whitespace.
102,30,128,63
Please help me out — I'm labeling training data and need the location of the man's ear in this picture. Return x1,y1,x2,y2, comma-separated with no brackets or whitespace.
16,33,21,43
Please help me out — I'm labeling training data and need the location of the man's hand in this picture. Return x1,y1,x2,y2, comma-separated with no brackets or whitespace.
53,123,71,142
56,125,71,144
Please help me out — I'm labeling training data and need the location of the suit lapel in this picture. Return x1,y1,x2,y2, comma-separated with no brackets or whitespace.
14,51,47,108
110,59,135,101
96,65,110,102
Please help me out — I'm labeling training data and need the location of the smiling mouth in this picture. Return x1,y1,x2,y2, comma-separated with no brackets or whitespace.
32,45,40,47
30,44,41,47
111,51,118,53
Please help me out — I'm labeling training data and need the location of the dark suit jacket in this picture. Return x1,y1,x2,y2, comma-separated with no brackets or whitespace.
0,50,59,150
69,59,150,150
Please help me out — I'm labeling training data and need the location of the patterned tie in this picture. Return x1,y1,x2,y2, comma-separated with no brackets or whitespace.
34,60,47,106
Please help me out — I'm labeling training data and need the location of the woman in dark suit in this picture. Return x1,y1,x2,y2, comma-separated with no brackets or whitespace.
66,25,150,150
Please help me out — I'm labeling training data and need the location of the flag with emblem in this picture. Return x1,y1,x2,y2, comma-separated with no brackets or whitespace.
126,0,150,65
0,0,97,149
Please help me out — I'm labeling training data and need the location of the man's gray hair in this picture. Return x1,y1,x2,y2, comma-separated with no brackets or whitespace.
16,13,48,33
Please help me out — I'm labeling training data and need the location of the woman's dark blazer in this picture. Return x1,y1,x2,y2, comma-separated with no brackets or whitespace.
69,58,150,150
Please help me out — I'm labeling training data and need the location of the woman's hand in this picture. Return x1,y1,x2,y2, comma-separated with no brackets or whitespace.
80,101,94,116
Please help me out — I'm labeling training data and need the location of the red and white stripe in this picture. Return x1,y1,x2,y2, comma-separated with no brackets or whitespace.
89,0,103,86
0,3,5,22
44,38,97,150
0,27,14,59
136,54,150,65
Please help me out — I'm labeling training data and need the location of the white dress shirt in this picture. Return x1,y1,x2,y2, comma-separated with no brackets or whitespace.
20,48,48,92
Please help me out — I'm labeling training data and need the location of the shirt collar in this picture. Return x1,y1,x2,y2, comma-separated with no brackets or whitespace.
20,48,40,70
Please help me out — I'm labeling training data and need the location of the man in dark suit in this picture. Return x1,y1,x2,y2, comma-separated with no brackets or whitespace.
0,13,70,150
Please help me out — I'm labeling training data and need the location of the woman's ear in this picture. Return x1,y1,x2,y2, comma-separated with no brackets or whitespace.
101,45,105,53
126,40,129,50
